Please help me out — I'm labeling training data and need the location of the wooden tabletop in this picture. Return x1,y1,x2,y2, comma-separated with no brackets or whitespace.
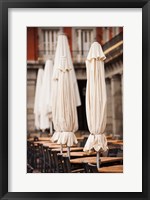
63,151,96,157
33,141,51,145
76,136,85,141
98,165,123,173
51,147,83,152
43,143,78,149
43,143,64,148
107,139,123,145
27,137,51,142
70,157,123,165
115,141,123,146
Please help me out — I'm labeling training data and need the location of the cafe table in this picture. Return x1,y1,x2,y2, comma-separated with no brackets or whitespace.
43,143,78,149
33,140,51,144
76,136,84,141
39,137,51,141
70,156,123,165
51,147,84,152
107,139,123,146
63,151,96,157
98,165,123,173
27,137,51,142
115,141,123,146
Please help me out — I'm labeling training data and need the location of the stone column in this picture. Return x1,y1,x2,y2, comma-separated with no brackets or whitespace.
82,31,86,60
105,78,113,135
38,28,43,58
78,29,82,52
27,69,37,132
87,30,90,49
77,29,82,62
53,31,57,50
111,74,123,138
90,30,93,43
45,30,48,55
49,31,52,55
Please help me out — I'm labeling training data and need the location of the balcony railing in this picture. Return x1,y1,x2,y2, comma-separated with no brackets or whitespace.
38,50,89,64
72,50,89,64
38,50,55,62
38,32,123,64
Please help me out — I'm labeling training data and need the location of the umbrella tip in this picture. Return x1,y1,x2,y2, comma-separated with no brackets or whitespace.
58,29,66,36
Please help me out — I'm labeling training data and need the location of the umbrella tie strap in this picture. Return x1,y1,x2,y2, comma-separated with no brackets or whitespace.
58,67,72,73
90,133,105,135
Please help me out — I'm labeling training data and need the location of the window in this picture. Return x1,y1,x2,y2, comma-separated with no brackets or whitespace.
38,28,61,61
103,27,110,44
72,28,96,63
112,27,120,38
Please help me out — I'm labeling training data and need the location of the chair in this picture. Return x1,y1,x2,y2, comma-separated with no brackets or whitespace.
38,144,45,172
117,149,123,157
27,164,34,173
83,162,99,173
27,142,38,168
80,137,87,147
34,136,39,141
83,162,90,173
107,148,119,157
43,146,54,173
48,149,55,172
52,151,64,173
87,163,99,173
27,141,33,165
63,156,84,173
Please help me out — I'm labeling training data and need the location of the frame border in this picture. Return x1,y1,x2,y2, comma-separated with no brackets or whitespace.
0,0,150,199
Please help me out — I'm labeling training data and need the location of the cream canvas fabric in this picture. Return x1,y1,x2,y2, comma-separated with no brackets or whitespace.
84,42,108,152
34,68,44,129
51,34,80,146
39,60,53,133
52,34,81,107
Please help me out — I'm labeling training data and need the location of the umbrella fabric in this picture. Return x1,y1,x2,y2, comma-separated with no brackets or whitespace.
52,34,81,107
51,34,80,146
34,68,44,129
39,60,53,132
84,42,108,152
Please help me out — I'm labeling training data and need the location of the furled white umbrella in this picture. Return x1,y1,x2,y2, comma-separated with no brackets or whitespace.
39,59,53,134
83,42,108,168
34,68,44,130
51,34,81,156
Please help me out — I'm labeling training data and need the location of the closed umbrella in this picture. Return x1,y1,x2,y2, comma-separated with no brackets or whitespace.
83,42,108,168
51,34,81,156
34,68,44,130
39,59,53,134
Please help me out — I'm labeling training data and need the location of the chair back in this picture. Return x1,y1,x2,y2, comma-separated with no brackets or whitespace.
107,148,119,157
83,162,90,173
52,151,64,173
63,156,72,173
27,164,34,173
43,146,51,172
88,163,99,173
34,136,39,141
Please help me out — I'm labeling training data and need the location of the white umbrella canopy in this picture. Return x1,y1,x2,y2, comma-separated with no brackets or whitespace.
51,34,80,154
83,42,108,166
34,68,44,130
52,34,81,107
39,59,53,134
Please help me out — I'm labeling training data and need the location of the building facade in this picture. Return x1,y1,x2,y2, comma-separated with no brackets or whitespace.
27,27,123,138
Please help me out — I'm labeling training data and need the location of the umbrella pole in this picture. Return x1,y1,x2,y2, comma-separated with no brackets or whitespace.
49,121,53,135
67,146,70,159
60,144,63,154
96,151,100,168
